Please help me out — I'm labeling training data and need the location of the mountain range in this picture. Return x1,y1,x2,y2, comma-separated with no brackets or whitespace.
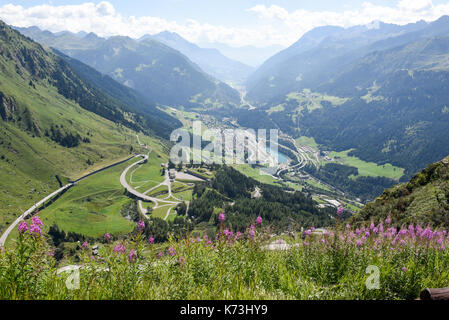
242,16,449,179
15,26,241,109
141,31,254,86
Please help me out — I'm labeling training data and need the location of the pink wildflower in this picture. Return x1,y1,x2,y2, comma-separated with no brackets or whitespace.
18,221,28,234
137,220,145,232
113,243,126,254
168,246,176,256
32,216,43,227
256,216,262,225
128,249,137,263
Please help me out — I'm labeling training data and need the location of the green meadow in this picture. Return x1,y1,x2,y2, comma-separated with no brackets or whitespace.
328,149,405,180
19,159,136,240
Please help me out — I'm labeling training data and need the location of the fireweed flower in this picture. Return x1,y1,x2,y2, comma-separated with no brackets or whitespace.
82,241,88,249
137,220,145,232
337,206,344,216
402,267,408,272
29,223,42,237
304,229,312,236
178,256,186,265
378,223,384,233
104,233,111,242
256,216,262,225
157,252,163,259
32,216,43,227
128,249,137,263
385,216,391,225
148,237,155,244
168,246,176,256
18,221,28,234
249,229,255,238
218,213,226,222
113,243,126,254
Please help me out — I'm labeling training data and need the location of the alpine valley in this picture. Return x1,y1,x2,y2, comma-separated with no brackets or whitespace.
1,6,449,301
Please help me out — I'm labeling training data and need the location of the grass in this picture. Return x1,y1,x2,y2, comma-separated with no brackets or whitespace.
32,159,136,238
151,205,172,220
172,189,193,201
129,152,166,187
287,90,349,113
233,165,280,186
328,149,405,180
2,220,449,300
148,185,169,198
304,179,331,192
296,136,319,149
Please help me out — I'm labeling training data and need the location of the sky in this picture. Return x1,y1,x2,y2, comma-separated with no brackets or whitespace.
1,0,449,47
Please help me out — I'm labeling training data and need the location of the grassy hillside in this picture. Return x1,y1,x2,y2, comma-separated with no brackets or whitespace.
352,155,449,227
0,20,169,234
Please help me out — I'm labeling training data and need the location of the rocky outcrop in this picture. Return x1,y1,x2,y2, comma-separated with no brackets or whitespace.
0,91,16,121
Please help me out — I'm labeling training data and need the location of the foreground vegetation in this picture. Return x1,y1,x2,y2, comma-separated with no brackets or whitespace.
1,210,449,300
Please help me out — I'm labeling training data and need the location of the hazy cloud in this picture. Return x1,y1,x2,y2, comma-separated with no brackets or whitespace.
1,1,449,47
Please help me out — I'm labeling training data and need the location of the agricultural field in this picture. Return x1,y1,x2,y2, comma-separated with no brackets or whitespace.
327,149,405,180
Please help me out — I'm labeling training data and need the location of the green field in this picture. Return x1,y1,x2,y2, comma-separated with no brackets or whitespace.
172,189,193,201
296,136,319,149
328,149,405,180
128,151,166,188
295,136,405,180
148,185,169,198
233,165,280,186
304,179,331,192
151,205,173,219
5,159,138,245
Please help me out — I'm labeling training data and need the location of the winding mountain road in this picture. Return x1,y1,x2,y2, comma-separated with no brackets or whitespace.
0,184,73,247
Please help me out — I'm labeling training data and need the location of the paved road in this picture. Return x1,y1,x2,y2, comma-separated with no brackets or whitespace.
119,154,179,206
0,183,73,247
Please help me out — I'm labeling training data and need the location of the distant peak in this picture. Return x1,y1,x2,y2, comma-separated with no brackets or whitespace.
365,20,382,30
434,15,449,23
